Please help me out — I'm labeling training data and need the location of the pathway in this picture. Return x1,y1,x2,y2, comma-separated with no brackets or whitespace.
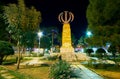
15,57,45,68
71,64,104,79
20,57,44,65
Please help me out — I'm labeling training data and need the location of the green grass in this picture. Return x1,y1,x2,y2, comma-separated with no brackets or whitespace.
18,67,50,79
0,67,6,79
8,70,33,79
2,55,17,65
0,66,34,79
89,68,120,79
0,75,5,79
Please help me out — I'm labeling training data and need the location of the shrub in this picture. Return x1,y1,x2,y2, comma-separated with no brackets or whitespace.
0,41,14,65
96,48,106,59
47,55,58,60
39,53,44,57
85,48,94,56
49,60,73,79
2,58,16,65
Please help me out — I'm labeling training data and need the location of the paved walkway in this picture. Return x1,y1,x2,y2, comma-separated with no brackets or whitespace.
71,64,104,79
0,66,17,79
20,57,44,65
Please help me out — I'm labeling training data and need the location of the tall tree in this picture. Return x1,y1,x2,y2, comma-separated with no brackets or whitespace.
3,0,41,69
0,2,10,41
86,0,120,49
87,0,120,26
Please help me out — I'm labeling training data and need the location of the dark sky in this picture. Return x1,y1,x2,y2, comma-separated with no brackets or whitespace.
1,0,89,39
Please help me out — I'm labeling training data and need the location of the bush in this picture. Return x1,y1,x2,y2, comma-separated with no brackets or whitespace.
47,55,58,60
39,53,44,57
2,58,16,65
49,60,73,79
0,41,14,65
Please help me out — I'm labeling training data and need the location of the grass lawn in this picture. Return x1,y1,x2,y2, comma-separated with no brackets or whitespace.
95,69,120,79
0,65,34,79
89,68,120,79
4,65,50,79
18,67,49,79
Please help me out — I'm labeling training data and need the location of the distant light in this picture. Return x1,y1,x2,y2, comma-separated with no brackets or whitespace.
86,31,92,37
38,32,43,37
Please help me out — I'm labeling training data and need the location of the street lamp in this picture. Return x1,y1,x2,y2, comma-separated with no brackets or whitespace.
86,31,92,37
38,32,43,48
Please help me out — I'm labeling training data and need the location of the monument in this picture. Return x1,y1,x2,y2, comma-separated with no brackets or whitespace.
58,11,89,61
58,11,76,61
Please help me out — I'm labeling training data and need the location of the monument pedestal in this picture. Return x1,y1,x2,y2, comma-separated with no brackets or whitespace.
60,47,74,53
60,47,75,61
61,53,76,61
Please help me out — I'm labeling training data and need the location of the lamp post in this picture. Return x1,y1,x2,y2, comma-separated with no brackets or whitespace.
51,30,54,53
38,32,43,49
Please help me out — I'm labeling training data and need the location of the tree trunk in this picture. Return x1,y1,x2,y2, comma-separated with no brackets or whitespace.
0,60,2,65
3,55,8,61
0,56,4,65
113,53,116,62
16,41,21,69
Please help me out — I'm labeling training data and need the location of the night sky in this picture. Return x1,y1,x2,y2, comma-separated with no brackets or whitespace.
1,0,89,39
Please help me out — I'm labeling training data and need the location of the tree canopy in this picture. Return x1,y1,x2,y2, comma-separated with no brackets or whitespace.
86,0,120,48
3,0,42,48
3,0,42,69
87,0,120,26
0,2,10,41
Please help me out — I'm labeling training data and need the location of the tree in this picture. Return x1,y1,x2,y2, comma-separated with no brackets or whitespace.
87,0,120,26
3,0,41,69
86,0,120,49
0,2,10,41
71,33,77,47
0,41,14,65
78,35,88,48
40,36,51,49
40,26,60,50
85,48,94,56
108,44,117,60
96,48,106,59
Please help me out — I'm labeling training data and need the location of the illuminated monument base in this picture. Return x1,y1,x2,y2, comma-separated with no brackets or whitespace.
60,47,75,61
60,47,89,61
